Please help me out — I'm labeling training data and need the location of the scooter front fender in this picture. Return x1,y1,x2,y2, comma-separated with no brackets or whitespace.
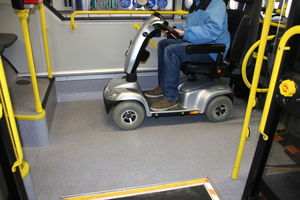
105,91,152,117
103,77,151,116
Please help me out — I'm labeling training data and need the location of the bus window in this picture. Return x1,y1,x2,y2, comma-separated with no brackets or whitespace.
49,0,174,19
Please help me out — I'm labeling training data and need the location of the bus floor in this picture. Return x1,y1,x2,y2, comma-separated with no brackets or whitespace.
23,97,261,200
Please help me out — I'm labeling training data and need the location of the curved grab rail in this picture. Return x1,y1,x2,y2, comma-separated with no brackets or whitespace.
70,9,189,29
241,35,276,93
259,25,300,140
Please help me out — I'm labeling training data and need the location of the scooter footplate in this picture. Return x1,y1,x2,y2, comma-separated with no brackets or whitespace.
145,96,192,113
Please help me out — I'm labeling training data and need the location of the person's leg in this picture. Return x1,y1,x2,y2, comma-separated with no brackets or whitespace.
151,43,215,111
162,42,215,101
145,39,185,98
157,39,186,89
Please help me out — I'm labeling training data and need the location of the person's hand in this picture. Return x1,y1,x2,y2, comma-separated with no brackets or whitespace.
174,28,184,38
163,27,184,39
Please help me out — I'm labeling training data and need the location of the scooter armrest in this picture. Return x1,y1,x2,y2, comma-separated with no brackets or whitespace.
185,44,226,55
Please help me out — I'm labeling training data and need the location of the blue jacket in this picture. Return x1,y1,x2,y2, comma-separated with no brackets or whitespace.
175,0,230,61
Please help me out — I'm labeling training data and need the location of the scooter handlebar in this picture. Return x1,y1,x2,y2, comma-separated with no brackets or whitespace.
154,22,179,38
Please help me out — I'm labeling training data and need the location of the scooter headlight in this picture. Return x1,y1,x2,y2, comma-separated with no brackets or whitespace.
104,86,120,99
109,93,120,98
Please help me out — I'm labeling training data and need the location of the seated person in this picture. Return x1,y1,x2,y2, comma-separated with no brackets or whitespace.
145,0,230,111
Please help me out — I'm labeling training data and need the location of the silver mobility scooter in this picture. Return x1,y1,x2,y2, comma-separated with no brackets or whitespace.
103,0,250,130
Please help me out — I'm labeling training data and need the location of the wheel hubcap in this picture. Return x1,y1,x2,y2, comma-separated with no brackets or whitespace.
214,104,227,116
121,110,137,124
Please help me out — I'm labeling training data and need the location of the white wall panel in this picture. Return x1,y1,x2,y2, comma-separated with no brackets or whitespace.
0,0,185,76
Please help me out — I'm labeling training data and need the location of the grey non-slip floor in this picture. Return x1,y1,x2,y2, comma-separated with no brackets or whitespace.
23,97,262,200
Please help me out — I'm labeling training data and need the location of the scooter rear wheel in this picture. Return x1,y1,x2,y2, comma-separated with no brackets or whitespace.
205,95,233,122
112,101,145,130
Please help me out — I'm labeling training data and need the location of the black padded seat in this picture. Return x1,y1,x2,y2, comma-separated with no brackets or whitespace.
180,9,251,81
181,44,226,75
0,33,18,54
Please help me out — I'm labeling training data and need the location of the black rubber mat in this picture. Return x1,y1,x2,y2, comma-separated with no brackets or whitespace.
61,178,220,200
114,184,212,200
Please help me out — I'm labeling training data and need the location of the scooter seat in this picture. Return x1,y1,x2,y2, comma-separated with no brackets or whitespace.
180,9,251,81
181,61,216,75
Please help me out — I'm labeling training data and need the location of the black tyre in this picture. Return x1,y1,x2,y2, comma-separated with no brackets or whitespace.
205,96,233,122
112,101,145,130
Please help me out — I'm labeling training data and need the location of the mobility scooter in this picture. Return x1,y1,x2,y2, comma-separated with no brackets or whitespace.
103,0,250,130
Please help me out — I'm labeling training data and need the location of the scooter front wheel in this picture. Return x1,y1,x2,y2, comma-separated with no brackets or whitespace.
205,96,233,122
112,101,145,130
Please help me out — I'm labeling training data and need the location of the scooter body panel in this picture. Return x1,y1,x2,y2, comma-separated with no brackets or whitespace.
104,75,232,117
178,76,232,113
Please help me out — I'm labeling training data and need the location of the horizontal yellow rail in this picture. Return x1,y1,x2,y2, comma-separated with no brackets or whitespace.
70,9,188,29
15,109,46,121
259,20,286,29
260,2,287,29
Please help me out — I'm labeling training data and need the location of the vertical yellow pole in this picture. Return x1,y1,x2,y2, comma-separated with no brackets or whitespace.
0,54,29,179
18,9,43,114
231,0,275,180
38,3,53,79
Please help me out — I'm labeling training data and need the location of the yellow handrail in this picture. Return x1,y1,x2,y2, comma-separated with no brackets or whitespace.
241,35,276,93
18,9,44,114
259,20,286,29
231,0,275,180
0,56,29,179
38,3,53,79
70,9,189,29
260,2,287,30
15,110,46,121
259,25,300,139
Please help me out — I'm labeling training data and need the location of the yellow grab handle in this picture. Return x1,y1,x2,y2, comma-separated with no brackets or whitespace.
259,26,300,140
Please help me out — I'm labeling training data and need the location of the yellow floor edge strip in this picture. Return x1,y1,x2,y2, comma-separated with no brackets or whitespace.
61,178,220,200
